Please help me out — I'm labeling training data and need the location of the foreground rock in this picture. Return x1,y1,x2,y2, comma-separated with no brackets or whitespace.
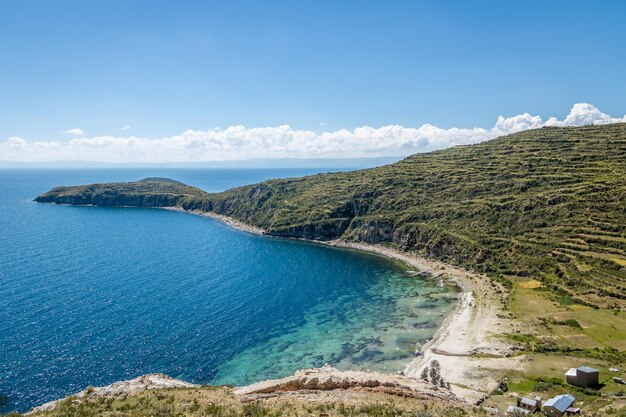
235,365,459,402
28,374,197,413
28,366,460,414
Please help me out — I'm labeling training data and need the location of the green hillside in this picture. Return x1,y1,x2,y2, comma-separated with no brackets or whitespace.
36,124,626,308
35,177,207,207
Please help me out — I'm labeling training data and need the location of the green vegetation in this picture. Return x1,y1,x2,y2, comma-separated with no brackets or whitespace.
479,282,626,414
35,177,207,208
420,360,451,390
36,124,626,309
487,349,626,415
509,284,626,351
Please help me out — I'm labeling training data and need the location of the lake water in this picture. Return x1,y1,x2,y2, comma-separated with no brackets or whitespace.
0,168,457,413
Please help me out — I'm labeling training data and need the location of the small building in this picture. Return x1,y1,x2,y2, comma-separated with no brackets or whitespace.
543,394,576,417
565,366,599,387
565,407,581,415
516,395,542,412
506,405,530,415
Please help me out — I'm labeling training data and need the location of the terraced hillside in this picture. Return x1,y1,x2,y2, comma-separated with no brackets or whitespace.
37,124,626,308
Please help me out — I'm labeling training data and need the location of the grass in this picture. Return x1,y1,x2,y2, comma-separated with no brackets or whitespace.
488,352,626,413
518,279,543,289
480,283,626,414
510,286,626,351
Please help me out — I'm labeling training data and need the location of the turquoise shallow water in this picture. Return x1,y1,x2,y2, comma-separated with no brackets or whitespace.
0,169,457,413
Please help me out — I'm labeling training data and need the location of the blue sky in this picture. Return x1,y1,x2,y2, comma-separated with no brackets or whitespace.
1,1,625,162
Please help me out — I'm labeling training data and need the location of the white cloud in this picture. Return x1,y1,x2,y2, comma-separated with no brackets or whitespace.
2,103,624,163
64,128,85,136
122,124,131,130
6,137,26,148
544,103,626,127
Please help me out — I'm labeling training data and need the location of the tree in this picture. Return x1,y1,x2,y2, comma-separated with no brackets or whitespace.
429,360,441,386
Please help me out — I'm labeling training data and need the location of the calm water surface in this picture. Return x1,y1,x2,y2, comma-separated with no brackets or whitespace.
0,168,457,413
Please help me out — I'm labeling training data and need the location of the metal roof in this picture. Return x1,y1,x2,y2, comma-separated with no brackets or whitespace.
544,394,575,413
577,366,599,373
520,397,537,407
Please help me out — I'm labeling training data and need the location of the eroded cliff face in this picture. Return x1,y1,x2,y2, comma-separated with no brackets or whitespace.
347,219,395,243
269,218,352,240
36,190,186,208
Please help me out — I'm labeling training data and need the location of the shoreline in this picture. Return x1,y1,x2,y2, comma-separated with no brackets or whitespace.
161,207,266,234
162,206,523,403
316,241,524,403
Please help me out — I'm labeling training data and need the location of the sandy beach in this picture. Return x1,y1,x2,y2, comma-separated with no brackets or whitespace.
327,241,526,403
161,207,525,403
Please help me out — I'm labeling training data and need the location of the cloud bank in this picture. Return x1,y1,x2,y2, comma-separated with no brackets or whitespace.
64,128,85,136
2,103,625,163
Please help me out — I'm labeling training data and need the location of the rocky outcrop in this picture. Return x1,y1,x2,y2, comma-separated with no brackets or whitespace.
28,374,197,414
28,366,461,414
235,365,460,402
36,191,182,207
347,219,395,243
269,218,352,240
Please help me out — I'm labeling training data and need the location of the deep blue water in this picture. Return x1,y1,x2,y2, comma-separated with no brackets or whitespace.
0,169,456,413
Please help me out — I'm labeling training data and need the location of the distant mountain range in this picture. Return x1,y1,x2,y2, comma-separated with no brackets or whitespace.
0,156,402,169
